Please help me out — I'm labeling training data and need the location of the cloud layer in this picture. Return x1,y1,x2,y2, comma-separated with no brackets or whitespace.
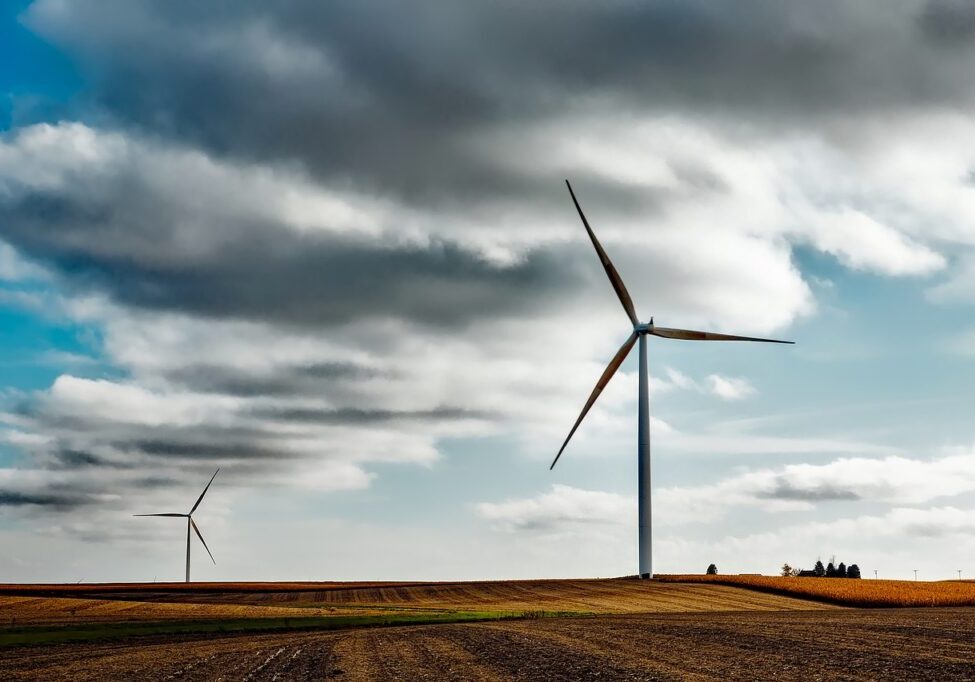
479,449,975,532
3,1,975,579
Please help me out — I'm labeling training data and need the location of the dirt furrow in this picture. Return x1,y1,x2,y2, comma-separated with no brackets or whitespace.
3,608,975,680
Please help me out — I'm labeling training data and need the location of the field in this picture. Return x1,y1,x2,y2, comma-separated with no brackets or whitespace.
2,577,974,680
2,608,975,680
0,578,826,634
0,578,833,650
0,594,390,627
657,574,975,607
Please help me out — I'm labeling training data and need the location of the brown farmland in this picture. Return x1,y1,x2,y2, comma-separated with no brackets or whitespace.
0,594,386,627
2,607,975,681
2,578,974,680
0,578,831,623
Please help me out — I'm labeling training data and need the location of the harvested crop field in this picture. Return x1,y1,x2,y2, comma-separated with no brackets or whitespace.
0,578,831,621
249,579,832,613
657,574,975,607
2,607,974,681
0,594,384,627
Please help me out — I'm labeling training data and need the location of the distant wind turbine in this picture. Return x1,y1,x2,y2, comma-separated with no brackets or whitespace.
134,469,219,582
551,181,793,579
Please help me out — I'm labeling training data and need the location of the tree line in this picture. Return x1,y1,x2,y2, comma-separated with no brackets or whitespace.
702,559,862,578
782,559,861,578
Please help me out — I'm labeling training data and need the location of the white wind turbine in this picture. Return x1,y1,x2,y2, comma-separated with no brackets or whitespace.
551,181,793,578
134,469,219,582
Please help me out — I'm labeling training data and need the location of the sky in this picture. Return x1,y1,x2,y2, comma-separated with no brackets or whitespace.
2,0,975,583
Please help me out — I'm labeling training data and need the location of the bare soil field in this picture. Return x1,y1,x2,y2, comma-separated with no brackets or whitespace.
2,607,973,681
658,574,975,607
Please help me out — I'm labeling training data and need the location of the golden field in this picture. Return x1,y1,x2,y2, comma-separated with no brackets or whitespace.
657,574,975,607
213,578,832,613
0,577,829,627
0,594,389,626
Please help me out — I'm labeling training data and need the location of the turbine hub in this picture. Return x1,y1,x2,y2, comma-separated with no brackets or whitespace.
634,320,653,334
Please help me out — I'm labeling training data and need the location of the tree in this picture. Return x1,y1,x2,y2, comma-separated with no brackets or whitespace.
837,562,847,578
847,564,862,579
814,560,825,577
826,562,837,577
706,563,718,575
781,563,795,577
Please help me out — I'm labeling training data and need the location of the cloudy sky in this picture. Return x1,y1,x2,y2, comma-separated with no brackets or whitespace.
3,0,975,583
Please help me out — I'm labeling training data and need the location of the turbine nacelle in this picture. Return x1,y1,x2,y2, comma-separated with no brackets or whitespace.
634,321,654,334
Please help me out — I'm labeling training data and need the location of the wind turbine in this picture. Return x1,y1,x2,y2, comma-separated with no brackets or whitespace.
134,469,219,582
551,180,793,579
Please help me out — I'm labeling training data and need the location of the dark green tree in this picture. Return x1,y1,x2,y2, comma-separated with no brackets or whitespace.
814,560,825,577
847,564,861,579
837,562,847,578
706,563,718,575
826,562,837,577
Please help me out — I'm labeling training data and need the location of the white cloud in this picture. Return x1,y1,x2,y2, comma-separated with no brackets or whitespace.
706,374,756,401
657,449,975,522
651,369,756,401
475,484,634,532
476,449,962,537
484,109,960,291
653,367,697,394
44,375,242,427
0,242,46,281
799,208,945,276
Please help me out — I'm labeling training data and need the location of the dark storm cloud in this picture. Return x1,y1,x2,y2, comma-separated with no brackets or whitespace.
24,0,975,202
0,473,189,511
133,440,289,461
757,480,862,502
0,490,86,509
100,240,567,329
7,0,965,331
13,0,963,334
0,188,575,329
165,362,385,397
251,406,493,425
918,0,975,45
52,449,118,469
2,409,428,512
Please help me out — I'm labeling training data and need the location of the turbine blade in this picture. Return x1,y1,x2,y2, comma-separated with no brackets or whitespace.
190,518,216,565
565,180,639,326
189,469,220,515
551,332,638,470
133,513,188,517
650,327,794,344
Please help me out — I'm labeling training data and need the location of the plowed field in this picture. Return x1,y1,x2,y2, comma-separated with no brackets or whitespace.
2,607,973,681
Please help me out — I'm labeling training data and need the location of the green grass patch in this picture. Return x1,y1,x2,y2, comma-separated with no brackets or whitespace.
0,610,585,648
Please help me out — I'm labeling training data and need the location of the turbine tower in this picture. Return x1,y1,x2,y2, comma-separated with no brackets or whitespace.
134,469,219,582
551,181,793,579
